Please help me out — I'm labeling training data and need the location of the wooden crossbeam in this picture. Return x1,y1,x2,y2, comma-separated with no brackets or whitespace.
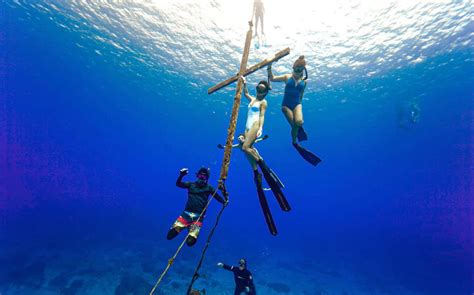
208,47,290,94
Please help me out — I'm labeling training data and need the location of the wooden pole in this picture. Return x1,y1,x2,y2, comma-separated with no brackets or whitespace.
218,22,254,181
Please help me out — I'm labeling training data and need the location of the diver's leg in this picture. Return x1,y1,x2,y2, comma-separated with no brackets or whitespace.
252,147,262,166
242,126,260,161
249,285,257,295
166,228,179,240
244,152,258,171
281,106,294,125
167,216,187,240
293,104,307,141
293,104,304,127
282,106,297,143
260,14,264,35
186,236,197,247
254,17,260,37
186,221,202,247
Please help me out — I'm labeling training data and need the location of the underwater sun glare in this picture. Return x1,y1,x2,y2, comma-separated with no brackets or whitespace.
9,0,471,92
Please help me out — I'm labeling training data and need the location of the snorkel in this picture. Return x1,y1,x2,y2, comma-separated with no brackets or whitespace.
293,55,308,80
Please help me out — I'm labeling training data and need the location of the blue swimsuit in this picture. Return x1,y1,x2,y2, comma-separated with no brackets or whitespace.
282,77,306,110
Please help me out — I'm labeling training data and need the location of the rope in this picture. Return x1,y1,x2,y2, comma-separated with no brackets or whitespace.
186,181,228,295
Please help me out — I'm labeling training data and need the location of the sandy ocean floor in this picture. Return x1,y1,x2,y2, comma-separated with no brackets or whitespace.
0,237,424,295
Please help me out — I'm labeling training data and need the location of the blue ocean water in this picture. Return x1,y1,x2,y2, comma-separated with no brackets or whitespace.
1,1,472,295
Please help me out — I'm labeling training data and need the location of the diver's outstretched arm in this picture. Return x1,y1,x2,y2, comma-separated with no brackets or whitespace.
222,263,233,271
242,77,253,101
267,64,288,82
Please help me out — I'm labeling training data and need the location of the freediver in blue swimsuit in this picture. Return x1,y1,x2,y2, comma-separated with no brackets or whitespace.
267,55,321,166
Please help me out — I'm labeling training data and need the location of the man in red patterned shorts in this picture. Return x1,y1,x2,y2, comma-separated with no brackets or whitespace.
167,167,228,246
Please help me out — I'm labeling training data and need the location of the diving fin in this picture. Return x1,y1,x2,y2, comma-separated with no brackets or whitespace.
257,160,291,212
297,126,308,142
268,167,284,188
254,173,278,236
293,143,322,166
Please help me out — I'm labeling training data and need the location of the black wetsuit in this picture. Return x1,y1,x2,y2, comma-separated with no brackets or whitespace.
176,174,226,215
222,264,256,295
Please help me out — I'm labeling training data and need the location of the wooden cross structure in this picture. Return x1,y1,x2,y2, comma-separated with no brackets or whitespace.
151,21,290,295
184,22,289,294
210,21,290,182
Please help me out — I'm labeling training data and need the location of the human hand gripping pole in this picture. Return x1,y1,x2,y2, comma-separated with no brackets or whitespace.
267,64,272,77
267,64,273,89
218,179,229,207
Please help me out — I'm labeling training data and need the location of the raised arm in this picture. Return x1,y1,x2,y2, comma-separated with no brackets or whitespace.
241,77,254,102
267,64,289,82
176,168,190,188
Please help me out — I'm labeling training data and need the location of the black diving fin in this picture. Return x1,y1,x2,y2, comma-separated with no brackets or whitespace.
293,143,321,166
297,126,308,142
254,173,278,235
257,160,291,212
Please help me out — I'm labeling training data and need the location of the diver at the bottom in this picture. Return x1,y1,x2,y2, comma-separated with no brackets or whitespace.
166,167,228,246
217,258,257,295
